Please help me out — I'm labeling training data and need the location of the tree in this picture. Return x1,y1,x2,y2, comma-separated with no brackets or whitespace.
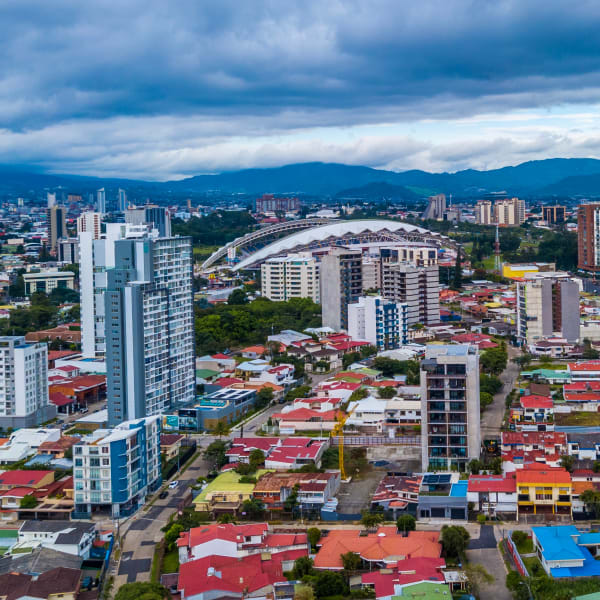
285,385,312,403
489,456,503,475
378,386,396,399
359,345,378,359
19,494,37,509
227,288,248,305
468,459,484,475
511,530,528,548
241,497,265,519
560,455,575,473
582,489,600,518
440,525,470,560
164,523,183,550
114,583,168,600
255,387,274,409
307,527,322,551
248,448,265,471
480,373,503,395
292,556,314,579
452,247,462,290
480,392,494,411
464,563,494,597
361,511,384,528
204,440,228,469
343,351,361,369
341,551,362,571
294,585,315,600
312,571,348,598
284,484,300,513
506,571,529,600
211,421,230,438
217,513,237,524
480,347,508,375
396,514,416,533
513,354,533,368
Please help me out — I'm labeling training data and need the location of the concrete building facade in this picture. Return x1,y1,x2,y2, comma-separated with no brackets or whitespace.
76,212,102,240
104,235,195,425
348,295,409,350
0,336,54,429
260,253,320,303
47,205,67,251
320,248,362,331
578,203,600,273
475,200,494,225
495,198,526,226
516,272,580,344
420,344,480,471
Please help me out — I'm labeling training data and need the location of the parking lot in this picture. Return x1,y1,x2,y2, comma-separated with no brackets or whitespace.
335,469,385,515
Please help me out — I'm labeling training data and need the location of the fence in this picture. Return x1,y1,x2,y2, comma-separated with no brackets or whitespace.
506,530,529,578
330,435,420,446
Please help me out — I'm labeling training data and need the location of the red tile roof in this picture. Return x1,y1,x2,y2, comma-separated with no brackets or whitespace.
49,391,73,407
501,431,566,446
468,474,516,493
0,470,53,487
569,361,600,372
520,394,553,409
516,465,571,485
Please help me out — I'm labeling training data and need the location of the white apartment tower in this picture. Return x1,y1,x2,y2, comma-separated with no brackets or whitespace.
495,198,525,226
348,296,409,350
261,253,320,303
0,337,53,429
381,263,440,325
96,188,106,214
77,212,102,240
475,200,494,225
104,235,195,425
420,344,480,471
516,272,580,345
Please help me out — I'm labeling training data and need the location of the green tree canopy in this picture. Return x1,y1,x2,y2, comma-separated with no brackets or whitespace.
396,514,416,533
114,583,169,600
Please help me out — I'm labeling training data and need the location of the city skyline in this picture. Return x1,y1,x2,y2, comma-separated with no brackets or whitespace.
2,2,600,179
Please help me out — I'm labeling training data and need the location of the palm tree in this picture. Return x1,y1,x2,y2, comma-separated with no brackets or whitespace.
212,421,230,439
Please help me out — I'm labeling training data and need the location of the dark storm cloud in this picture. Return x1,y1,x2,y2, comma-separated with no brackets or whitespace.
2,0,600,176
2,0,600,128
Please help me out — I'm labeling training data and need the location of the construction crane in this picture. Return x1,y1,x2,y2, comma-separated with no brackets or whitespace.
330,404,357,480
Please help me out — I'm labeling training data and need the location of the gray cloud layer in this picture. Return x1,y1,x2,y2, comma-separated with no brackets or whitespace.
2,0,600,178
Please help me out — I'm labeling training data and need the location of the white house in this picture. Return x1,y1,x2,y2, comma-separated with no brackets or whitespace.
18,521,96,558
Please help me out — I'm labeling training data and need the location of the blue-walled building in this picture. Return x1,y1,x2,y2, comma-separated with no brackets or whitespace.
73,415,161,518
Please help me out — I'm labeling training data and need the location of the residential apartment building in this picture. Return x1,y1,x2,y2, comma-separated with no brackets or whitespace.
495,197,526,226
79,222,152,358
361,257,381,291
57,238,79,264
578,203,600,273
96,188,106,214
76,211,102,239
543,205,566,225
475,200,494,225
348,295,409,350
47,205,67,251
104,235,195,424
320,248,362,331
125,204,172,237
421,194,446,220
516,272,580,344
0,336,52,429
73,415,161,518
255,194,300,213
381,263,440,325
379,246,438,267
420,344,480,471
118,188,128,212
261,253,320,303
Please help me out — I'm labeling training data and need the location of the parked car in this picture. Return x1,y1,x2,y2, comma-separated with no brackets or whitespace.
168,480,179,489
159,490,168,499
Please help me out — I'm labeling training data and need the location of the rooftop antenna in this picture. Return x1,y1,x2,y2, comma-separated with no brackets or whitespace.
494,223,501,273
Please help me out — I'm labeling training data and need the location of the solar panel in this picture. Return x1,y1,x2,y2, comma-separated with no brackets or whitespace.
439,474,451,483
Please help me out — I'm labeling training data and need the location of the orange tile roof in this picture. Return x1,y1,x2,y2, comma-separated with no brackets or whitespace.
313,528,440,569
516,466,571,485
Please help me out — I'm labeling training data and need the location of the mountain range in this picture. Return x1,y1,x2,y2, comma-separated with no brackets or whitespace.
3,158,600,198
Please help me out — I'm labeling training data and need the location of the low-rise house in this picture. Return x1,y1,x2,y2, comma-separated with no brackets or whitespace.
467,474,517,518
17,521,95,558
37,436,77,459
370,475,421,517
265,438,327,469
501,431,567,472
0,429,61,464
160,434,184,461
0,567,81,600
313,527,441,570
252,471,340,512
225,437,280,464
361,556,446,600
417,473,468,520
177,522,307,564
567,433,600,460
532,525,600,578
249,363,295,387
0,470,54,491
568,361,600,381
511,394,554,431
528,338,579,358
177,550,305,600
271,407,339,434
516,464,572,519
25,324,81,344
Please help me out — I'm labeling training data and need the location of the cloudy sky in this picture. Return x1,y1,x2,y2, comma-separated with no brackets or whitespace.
3,0,600,180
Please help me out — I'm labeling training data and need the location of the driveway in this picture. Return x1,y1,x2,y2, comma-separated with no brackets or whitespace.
468,524,497,550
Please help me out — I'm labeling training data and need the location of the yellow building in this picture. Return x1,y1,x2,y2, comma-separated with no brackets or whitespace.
516,466,571,519
502,262,556,279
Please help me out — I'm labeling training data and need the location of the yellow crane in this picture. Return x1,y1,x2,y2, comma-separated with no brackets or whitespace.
330,404,356,480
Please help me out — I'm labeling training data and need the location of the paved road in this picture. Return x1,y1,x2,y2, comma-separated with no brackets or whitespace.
466,525,512,600
480,345,520,438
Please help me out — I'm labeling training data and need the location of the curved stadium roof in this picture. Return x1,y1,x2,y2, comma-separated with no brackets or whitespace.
233,219,442,270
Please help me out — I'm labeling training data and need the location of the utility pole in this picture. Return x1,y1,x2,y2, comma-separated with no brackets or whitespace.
494,223,501,273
